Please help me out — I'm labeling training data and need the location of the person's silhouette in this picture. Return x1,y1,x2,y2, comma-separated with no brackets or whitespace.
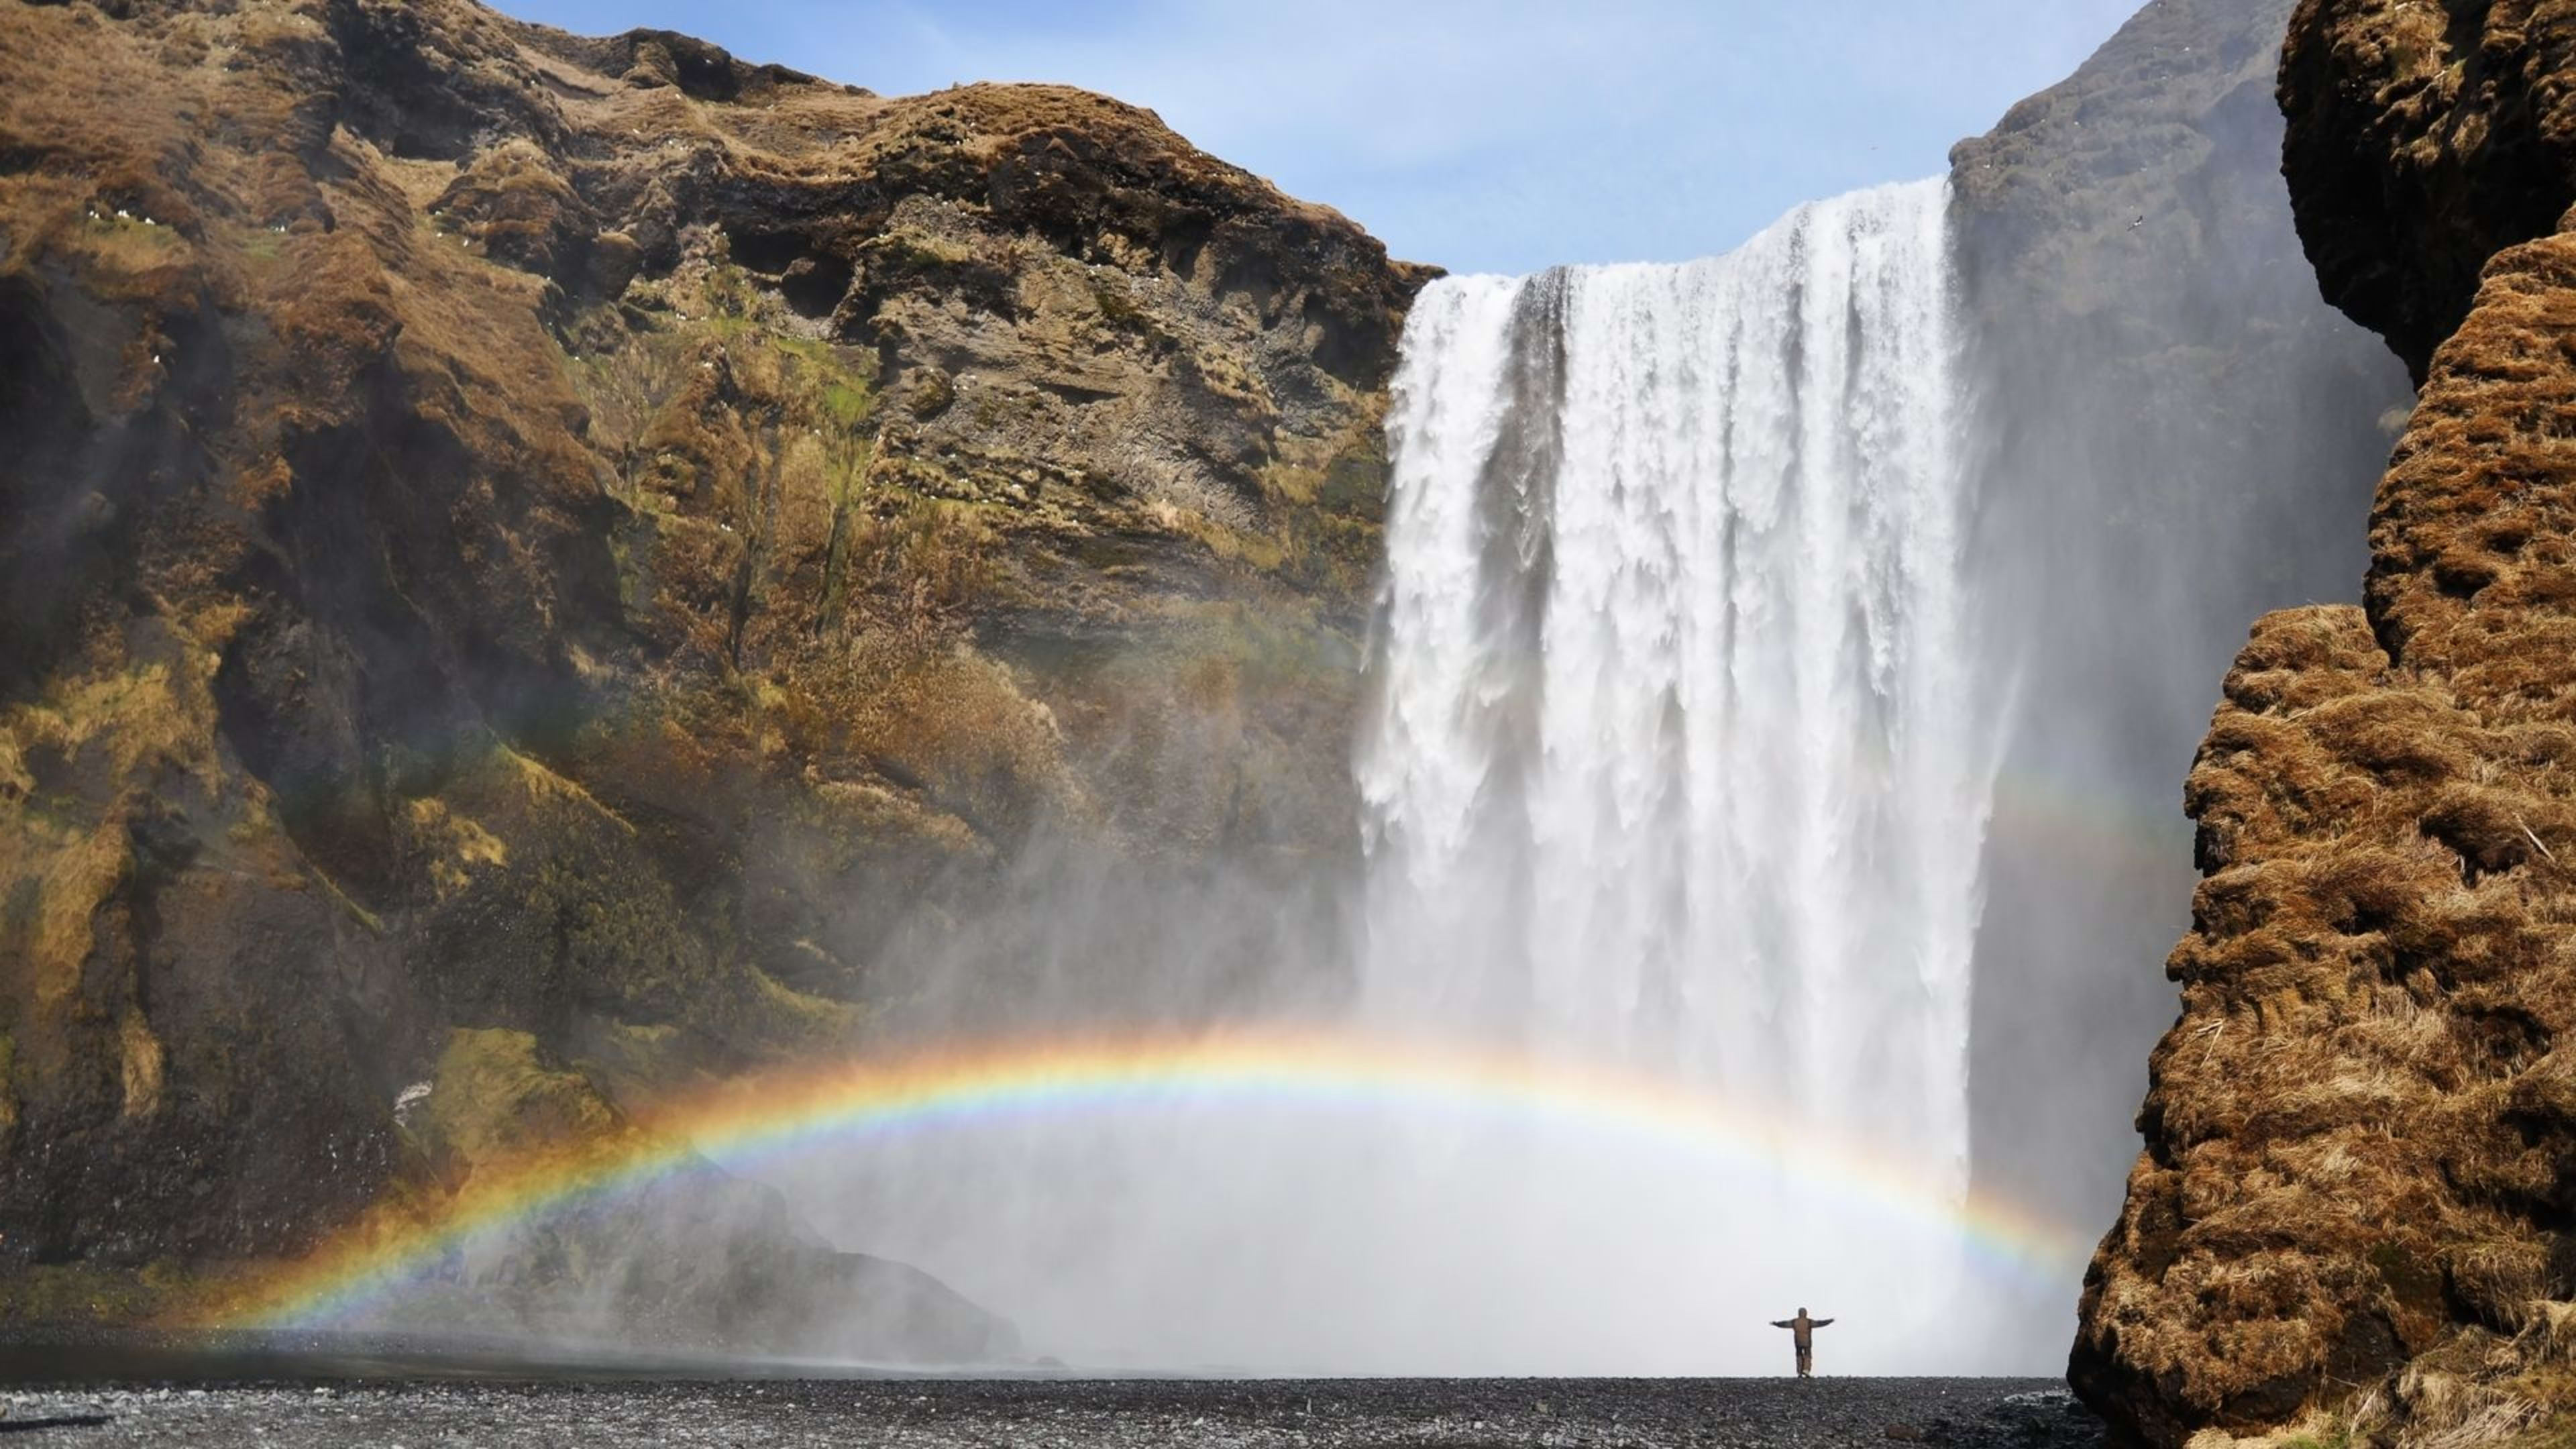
1768,1307,1835,1377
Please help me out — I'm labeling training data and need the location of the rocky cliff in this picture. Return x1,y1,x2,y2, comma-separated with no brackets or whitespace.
1946,0,2411,1323
2074,1,2576,1442
0,0,1424,1346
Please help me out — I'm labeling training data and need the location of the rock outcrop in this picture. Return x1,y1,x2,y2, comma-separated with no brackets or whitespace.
340,1027,1018,1360
2074,1,2576,1442
0,0,1424,1344
2278,0,2576,384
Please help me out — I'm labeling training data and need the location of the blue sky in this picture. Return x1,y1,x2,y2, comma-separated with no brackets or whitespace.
491,1,2147,275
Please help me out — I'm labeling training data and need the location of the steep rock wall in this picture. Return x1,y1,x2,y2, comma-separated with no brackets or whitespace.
2074,1,2576,1442
0,0,1424,1338
1947,0,2411,1314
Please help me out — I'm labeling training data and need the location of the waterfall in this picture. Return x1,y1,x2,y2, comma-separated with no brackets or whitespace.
1360,176,1992,1222
792,180,2017,1377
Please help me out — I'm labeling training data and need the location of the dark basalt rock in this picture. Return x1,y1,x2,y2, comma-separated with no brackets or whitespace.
2279,0,2576,383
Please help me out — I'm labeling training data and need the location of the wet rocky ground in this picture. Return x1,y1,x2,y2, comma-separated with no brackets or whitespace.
0,1376,2104,1447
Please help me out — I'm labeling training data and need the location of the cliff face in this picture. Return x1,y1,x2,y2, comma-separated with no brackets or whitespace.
1946,0,2410,1331
0,0,1424,1338
2074,2,2576,1442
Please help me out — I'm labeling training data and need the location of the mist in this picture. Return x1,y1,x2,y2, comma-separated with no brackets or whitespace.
753,181,2025,1377
284,0,2413,1382
711,0,2409,1381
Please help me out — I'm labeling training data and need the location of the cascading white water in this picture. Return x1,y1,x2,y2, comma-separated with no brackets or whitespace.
1359,172,1996,1280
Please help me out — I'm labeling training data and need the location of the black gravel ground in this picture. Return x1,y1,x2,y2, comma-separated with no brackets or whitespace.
0,1377,2106,1448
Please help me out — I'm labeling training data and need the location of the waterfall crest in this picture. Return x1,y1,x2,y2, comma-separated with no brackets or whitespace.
1360,176,1992,1201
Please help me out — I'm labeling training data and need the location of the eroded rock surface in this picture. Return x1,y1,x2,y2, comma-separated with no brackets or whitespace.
2074,2,2576,1442
0,0,1424,1343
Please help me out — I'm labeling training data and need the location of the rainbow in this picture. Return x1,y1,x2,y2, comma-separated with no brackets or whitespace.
225,1028,2096,1332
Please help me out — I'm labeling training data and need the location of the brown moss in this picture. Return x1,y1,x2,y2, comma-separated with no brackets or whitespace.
429,139,588,276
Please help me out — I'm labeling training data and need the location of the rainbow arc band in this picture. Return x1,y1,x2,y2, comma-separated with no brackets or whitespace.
228,1029,2093,1330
